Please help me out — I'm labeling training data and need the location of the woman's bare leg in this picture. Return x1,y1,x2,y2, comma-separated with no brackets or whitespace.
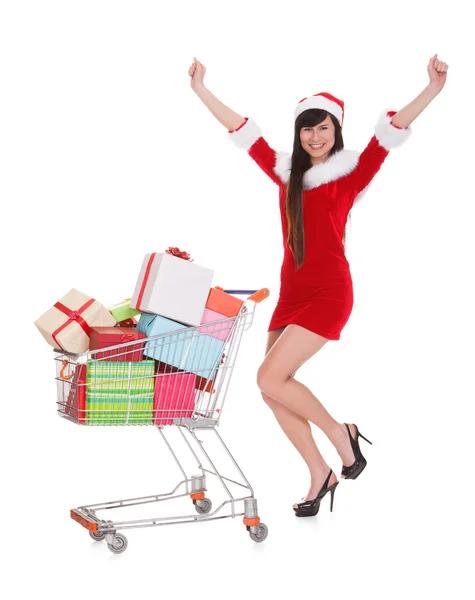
261,327,338,505
259,326,359,499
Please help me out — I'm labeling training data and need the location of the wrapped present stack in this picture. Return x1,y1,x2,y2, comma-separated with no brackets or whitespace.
36,247,245,425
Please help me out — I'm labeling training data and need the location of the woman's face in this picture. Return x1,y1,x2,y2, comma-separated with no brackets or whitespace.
299,114,336,163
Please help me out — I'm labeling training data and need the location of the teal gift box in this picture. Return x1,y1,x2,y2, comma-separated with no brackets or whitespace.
137,313,225,380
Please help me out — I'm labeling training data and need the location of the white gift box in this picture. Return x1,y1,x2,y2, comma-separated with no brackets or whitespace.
130,252,214,327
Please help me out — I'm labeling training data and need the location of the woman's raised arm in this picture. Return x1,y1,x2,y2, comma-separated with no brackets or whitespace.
189,57,246,131
189,57,281,186
345,53,449,206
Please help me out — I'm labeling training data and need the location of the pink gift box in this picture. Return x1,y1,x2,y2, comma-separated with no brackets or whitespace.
199,308,234,341
153,373,196,425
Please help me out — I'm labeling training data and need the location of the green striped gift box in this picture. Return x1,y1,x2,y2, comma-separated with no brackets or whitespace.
86,360,155,425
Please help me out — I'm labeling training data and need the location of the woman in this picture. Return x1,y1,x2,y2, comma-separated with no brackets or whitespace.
189,54,448,517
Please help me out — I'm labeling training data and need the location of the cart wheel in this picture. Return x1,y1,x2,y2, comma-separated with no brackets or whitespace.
89,530,105,542
249,523,268,543
107,533,128,554
195,498,212,514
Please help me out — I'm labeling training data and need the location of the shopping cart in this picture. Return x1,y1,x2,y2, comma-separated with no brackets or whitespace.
56,288,269,554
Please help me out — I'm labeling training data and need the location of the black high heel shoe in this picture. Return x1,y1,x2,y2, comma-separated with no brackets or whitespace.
341,423,373,480
293,469,339,517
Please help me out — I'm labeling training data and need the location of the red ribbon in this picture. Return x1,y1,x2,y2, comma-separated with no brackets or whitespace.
136,253,156,311
52,298,95,351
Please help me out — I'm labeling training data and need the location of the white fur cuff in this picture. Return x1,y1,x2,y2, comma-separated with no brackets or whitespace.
228,117,262,150
375,109,412,150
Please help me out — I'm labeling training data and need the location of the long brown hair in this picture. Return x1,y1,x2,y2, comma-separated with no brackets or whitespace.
285,109,345,270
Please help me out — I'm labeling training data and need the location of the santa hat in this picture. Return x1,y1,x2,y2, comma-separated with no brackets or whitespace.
294,92,345,128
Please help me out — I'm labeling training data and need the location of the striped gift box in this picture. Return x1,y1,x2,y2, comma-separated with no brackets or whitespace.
86,360,155,425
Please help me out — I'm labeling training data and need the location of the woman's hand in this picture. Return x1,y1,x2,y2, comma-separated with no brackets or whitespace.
188,57,206,91
427,54,448,91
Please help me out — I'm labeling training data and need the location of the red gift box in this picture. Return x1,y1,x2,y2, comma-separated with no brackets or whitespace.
115,317,138,327
65,364,87,423
89,327,145,361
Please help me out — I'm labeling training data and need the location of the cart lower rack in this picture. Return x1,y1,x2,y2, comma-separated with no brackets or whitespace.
56,288,269,553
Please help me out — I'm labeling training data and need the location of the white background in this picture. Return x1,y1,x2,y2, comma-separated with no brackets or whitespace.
1,0,473,598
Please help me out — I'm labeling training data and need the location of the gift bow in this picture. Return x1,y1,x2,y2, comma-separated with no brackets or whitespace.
52,298,95,351
120,333,139,342
165,247,193,262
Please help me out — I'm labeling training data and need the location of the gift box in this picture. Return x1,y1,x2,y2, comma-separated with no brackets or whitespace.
154,360,182,375
86,360,155,425
138,313,224,380
199,308,235,342
89,326,145,362
153,372,196,425
199,287,243,341
64,364,87,423
116,317,138,327
155,359,219,393
107,299,142,324
35,288,116,353
205,286,244,317
196,374,216,393
130,248,214,326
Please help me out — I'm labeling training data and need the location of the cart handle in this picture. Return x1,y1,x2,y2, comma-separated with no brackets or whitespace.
215,288,269,303
59,359,74,380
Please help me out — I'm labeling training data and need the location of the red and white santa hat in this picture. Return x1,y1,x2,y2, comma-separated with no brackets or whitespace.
294,92,345,128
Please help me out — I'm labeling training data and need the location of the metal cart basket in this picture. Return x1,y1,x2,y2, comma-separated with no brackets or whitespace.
56,288,269,553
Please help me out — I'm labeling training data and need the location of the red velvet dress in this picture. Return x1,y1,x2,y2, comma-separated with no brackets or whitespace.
229,111,411,340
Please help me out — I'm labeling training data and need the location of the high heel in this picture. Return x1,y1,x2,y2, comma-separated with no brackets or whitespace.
341,423,373,480
329,482,338,512
293,469,339,517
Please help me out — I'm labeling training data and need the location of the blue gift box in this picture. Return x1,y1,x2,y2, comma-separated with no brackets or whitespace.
137,313,225,379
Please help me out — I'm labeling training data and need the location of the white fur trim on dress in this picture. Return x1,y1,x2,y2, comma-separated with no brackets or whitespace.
228,117,262,151
273,148,360,189
375,109,412,151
